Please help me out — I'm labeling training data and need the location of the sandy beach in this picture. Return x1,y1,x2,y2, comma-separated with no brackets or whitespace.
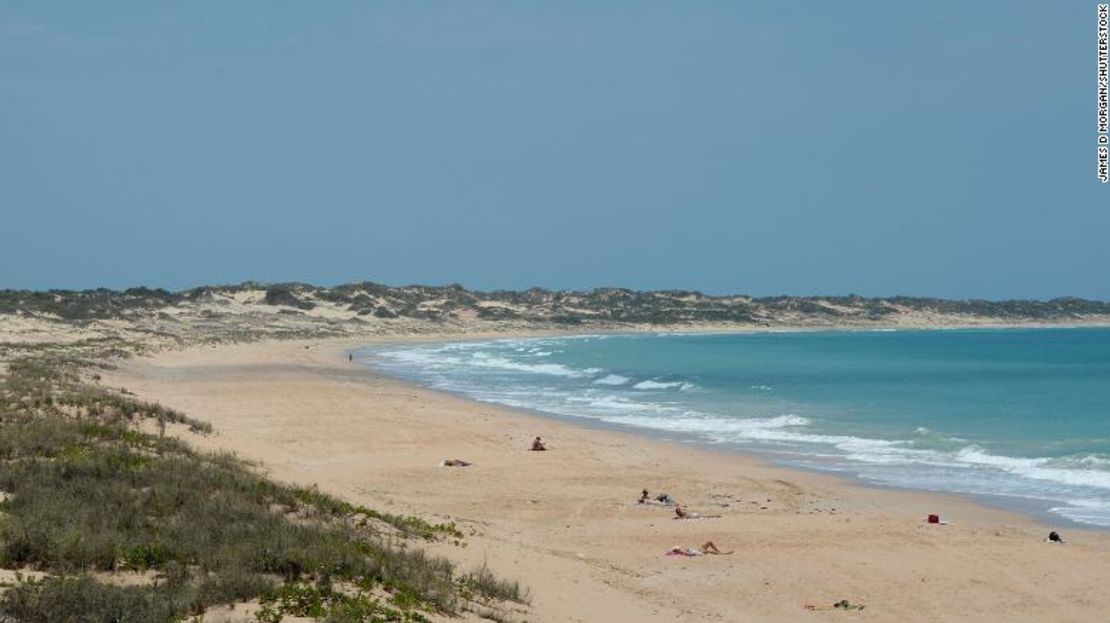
102,335,1110,622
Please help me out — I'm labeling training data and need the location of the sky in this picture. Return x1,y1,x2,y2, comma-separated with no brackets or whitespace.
1,1,1106,299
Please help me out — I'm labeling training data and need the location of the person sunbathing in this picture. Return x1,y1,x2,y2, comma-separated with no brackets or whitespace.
805,600,866,611
674,505,720,520
639,489,675,505
530,436,547,451
441,459,472,467
665,541,733,556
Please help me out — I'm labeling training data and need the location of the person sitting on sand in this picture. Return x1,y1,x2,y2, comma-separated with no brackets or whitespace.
639,489,650,504
441,459,472,467
700,540,732,554
530,436,547,451
1047,531,1065,544
674,505,721,520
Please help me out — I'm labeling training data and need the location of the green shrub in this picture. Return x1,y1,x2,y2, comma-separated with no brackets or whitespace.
0,575,180,623
0,357,524,621
256,578,433,623
262,286,316,310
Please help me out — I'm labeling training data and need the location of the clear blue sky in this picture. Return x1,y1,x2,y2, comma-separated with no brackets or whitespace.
1,1,1106,298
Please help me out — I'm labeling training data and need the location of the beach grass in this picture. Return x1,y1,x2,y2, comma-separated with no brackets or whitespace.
0,356,526,622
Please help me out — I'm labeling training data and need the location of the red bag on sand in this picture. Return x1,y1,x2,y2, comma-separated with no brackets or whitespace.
927,514,940,524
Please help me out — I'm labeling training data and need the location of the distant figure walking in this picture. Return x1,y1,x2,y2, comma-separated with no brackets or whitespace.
348,353,353,363
530,436,547,451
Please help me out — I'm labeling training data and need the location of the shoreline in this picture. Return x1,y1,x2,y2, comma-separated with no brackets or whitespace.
358,327,1110,533
364,356,1108,534
104,333,1110,622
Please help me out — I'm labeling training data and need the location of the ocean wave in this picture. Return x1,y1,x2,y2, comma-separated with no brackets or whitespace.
594,374,631,386
1055,454,1110,469
466,353,600,378
377,347,602,379
952,447,1110,490
633,379,697,391
375,348,464,369
593,412,812,440
563,393,676,415
1050,500,1110,527
567,401,1110,495
762,414,811,427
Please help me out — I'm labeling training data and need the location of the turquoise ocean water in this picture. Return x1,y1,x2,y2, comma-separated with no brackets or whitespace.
364,328,1110,527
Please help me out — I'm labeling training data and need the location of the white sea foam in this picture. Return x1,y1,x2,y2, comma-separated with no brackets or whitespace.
754,414,810,427
1072,455,1110,469
569,398,1110,497
952,447,1110,490
563,393,675,415
593,412,812,441
1050,500,1110,526
594,374,631,386
465,353,598,378
632,379,697,391
375,348,464,369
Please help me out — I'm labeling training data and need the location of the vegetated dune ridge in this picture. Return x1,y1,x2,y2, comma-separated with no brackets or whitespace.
3,282,1110,355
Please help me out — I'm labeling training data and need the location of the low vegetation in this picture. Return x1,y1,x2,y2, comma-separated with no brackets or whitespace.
0,357,526,622
3,282,1108,326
